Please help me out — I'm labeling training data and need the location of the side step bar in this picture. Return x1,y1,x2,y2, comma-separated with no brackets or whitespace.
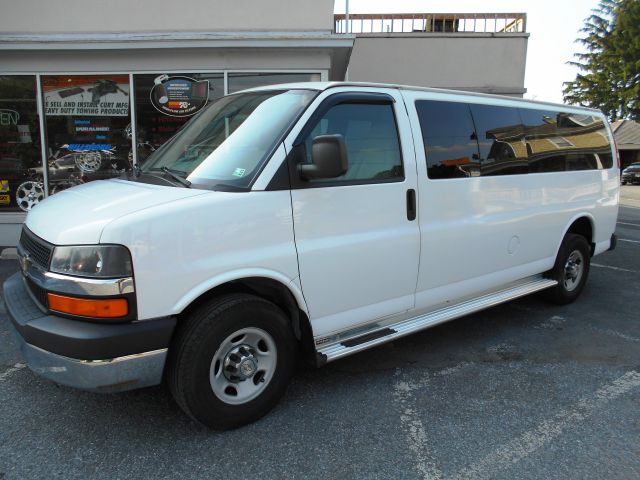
317,275,558,363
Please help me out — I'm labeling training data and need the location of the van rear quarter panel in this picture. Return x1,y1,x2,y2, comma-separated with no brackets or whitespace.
401,90,619,311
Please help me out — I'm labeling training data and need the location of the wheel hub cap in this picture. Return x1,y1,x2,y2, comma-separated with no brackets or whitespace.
223,345,259,382
210,327,277,405
563,250,584,291
566,262,579,280
240,359,257,377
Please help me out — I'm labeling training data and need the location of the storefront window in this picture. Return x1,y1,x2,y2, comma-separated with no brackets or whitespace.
41,75,132,199
134,73,224,165
0,76,42,212
0,71,321,213
227,72,320,94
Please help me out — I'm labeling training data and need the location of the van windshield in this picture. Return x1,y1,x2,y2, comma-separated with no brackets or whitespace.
140,89,316,190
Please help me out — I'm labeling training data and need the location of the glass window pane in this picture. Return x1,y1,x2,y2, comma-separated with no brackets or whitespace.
561,113,611,170
133,73,224,165
520,109,612,172
305,103,403,183
228,72,319,94
566,153,598,171
416,100,480,179
469,104,527,176
597,152,613,169
0,75,43,212
140,89,316,190
519,108,567,173
42,75,132,196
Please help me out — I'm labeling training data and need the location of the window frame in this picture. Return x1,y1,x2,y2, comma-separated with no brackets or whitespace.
288,92,406,189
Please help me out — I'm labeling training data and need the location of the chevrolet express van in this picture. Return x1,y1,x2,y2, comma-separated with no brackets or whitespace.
3,83,619,429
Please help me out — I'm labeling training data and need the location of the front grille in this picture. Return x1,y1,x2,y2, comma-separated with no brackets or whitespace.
19,227,53,269
25,276,48,309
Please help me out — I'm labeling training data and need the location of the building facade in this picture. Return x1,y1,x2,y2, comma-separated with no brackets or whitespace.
338,13,528,96
0,1,528,246
612,120,640,169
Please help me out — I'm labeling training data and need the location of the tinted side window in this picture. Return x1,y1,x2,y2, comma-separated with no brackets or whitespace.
416,100,480,179
418,101,613,179
469,104,527,176
305,103,403,183
520,108,612,172
519,109,567,173
598,153,613,169
559,112,612,170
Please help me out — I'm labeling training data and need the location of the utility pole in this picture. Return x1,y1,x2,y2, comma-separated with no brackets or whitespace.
345,0,350,33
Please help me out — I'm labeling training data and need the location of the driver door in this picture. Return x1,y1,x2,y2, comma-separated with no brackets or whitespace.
288,90,420,339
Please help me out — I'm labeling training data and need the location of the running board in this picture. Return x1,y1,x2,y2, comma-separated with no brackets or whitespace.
317,276,558,363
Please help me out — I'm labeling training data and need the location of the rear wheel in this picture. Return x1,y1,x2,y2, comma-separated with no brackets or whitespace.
167,293,296,430
546,233,591,304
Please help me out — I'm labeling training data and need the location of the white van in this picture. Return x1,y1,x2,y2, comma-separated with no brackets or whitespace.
4,83,619,429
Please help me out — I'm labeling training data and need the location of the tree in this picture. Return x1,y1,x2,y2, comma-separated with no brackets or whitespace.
563,0,640,121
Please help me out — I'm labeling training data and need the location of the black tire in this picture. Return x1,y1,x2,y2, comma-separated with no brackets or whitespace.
167,293,296,430
545,233,591,305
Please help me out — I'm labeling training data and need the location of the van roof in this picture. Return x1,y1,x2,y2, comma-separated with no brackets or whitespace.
243,81,603,115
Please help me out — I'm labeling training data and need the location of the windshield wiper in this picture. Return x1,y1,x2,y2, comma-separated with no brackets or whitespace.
159,167,191,188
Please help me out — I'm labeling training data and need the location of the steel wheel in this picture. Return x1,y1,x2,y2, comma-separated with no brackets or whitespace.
168,293,296,429
563,250,584,292
16,181,45,211
546,233,591,305
209,327,277,405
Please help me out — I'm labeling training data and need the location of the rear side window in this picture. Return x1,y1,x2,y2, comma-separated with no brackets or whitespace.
304,103,403,183
415,100,480,179
519,109,568,173
520,109,613,172
469,104,527,176
417,100,613,179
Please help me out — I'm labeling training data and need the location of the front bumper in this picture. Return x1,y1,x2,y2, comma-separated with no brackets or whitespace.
3,272,176,392
622,174,640,184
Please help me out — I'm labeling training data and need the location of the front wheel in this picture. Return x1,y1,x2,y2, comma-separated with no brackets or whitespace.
545,233,591,305
167,293,296,430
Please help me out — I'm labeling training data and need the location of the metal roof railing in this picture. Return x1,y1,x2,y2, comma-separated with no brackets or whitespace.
334,13,526,34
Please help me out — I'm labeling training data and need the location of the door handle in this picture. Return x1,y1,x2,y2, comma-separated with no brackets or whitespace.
406,189,416,221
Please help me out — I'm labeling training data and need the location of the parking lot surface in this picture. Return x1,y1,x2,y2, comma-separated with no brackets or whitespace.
1,188,639,480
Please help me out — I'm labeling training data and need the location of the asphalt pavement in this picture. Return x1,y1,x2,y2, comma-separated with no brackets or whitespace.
0,188,639,480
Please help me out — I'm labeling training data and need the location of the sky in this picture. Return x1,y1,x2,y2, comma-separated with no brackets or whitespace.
333,0,601,103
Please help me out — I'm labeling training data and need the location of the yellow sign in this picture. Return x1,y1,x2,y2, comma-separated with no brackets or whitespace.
0,180,9,193
0,194,10,205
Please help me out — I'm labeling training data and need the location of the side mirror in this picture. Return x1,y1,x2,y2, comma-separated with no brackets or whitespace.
298,134,348,180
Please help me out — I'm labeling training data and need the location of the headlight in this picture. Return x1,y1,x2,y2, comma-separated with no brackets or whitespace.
50,245,132,278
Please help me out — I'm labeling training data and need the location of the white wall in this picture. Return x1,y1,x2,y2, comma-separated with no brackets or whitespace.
0,0,335,33
0,48,333,73
347,34,529,96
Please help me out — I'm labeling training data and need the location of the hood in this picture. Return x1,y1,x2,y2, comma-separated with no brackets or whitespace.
26,179,208,245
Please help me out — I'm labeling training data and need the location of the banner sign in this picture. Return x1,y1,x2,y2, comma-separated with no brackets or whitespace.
43,75,130,116
150,75,209,117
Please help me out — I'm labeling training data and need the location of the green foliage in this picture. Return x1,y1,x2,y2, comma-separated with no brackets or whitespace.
563,0,640,121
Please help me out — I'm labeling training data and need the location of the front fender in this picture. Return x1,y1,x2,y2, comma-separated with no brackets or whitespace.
171,268,309,316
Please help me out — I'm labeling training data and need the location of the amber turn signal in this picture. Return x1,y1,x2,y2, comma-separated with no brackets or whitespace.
47,293,128,318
